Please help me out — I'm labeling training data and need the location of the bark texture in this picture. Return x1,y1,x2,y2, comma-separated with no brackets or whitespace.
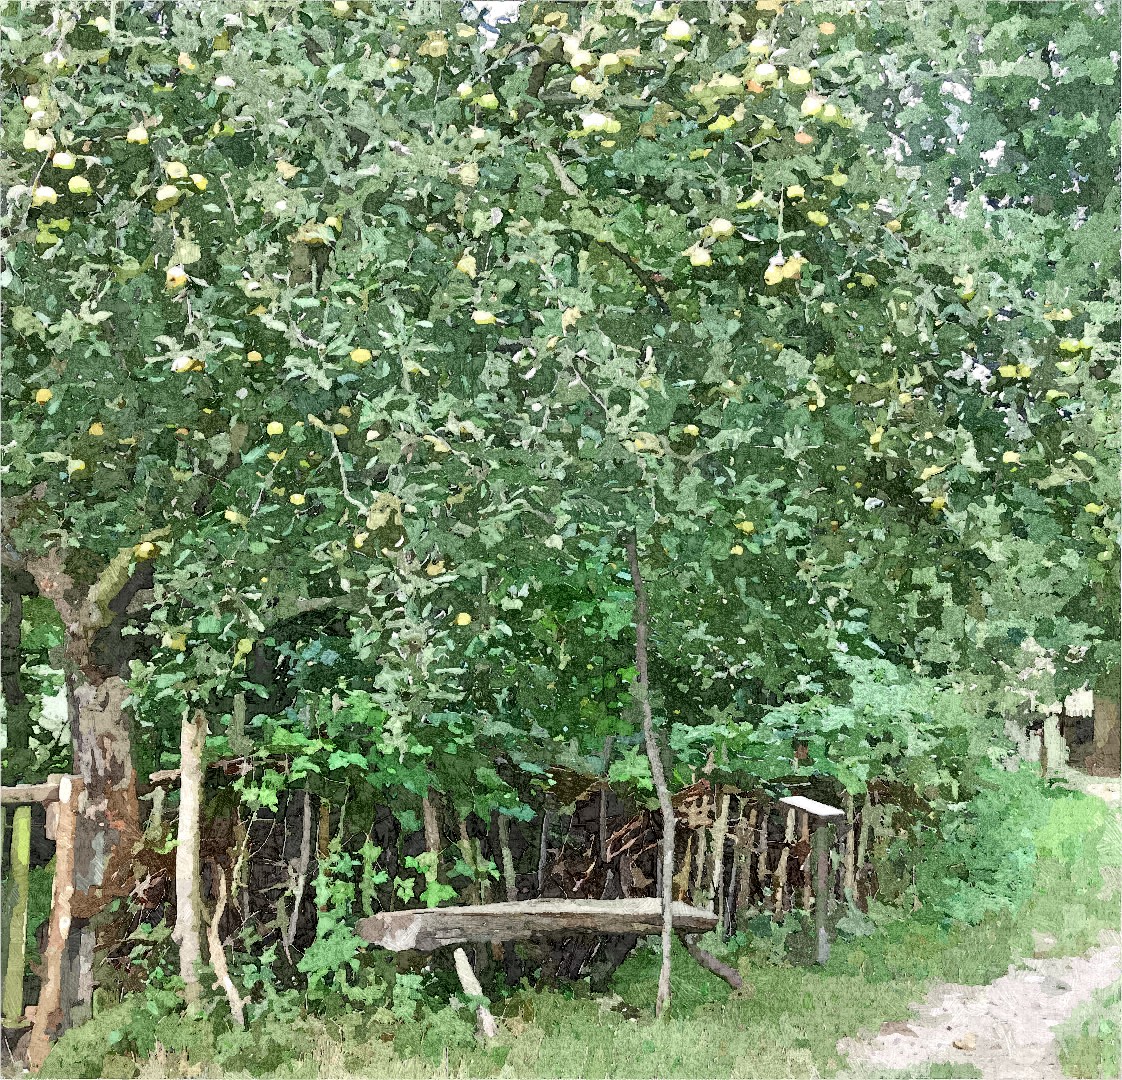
357,898,716,953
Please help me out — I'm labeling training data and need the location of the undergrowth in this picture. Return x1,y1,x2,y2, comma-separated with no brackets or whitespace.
40,778,1120,1080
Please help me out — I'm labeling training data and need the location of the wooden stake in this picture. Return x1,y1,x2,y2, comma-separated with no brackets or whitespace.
536,802,552,896
599,736,613,857
814,823,831,964
317,798,331,859
710,792,730,919
452,947,497,1039
27,777,80,1072
843,794,856,899
799,812,811,911
692,828,708,902
457,819,481,905
497,815,518,902
856,798,870,903
774,808,795,917
283,791,313,958
756,806,770,901
738,806,758,911
423,792,443,891
3,805,31,1021
172,709,206,1009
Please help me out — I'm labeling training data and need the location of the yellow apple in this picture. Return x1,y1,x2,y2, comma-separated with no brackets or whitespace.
350,347,372,363
35,387,53,404
267,421,284,436
165,264,187,290
32,185,57,206
127,124,149,144
289,493,306,506
472,309,497,325
68,175,92,194
88,422,104,436
51,151,75,169
164,161,188,179
664,17,692,41
455,612,472,626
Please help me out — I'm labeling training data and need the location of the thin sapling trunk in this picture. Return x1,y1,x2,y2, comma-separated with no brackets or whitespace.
625,535,675,1019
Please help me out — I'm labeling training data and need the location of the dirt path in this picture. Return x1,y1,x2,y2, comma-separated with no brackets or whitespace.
837,940,1120,1078
839,773,1121,1079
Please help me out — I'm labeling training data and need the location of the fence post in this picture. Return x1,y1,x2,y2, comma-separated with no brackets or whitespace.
779,795,844,965
28,775,82,1071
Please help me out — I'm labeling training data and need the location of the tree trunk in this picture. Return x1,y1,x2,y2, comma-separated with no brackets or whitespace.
66,674,142,916
172,709,207,1009
624,535,675,1019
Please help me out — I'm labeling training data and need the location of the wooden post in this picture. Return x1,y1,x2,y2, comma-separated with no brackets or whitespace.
814,823,831,963
799,811,811,911
755,805,770,900
692,828,708,903
778,796,844,965
843,794,857,899
457,819,482,906
737,805,757,915
710,792,730,922
497,815,518,902
856,798,870,904
3,805,31,1021
28,776,81,1072
536,801,552,895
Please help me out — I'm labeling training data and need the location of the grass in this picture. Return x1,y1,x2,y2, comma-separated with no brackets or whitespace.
1055,981,1121,1079
43,783,1121,1079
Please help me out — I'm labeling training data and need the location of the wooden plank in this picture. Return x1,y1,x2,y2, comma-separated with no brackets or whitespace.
0,782,62,806
357,898,718,953
779,795,844,819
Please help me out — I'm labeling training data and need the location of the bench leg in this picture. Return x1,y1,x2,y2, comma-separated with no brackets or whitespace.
453,947,497,1039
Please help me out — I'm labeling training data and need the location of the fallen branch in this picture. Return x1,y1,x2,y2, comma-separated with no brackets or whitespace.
676,932,743,991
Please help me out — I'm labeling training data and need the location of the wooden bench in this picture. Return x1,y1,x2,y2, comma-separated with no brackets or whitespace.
358,898,724,1038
